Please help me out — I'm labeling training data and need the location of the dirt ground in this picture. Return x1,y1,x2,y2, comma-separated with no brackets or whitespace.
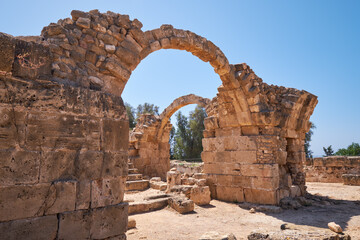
126,182,360,240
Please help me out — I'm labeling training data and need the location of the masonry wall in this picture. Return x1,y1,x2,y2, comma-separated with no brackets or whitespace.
304,156,360,183
0,33,128,240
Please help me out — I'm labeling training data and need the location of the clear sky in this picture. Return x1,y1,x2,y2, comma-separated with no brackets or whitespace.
1,0,359,156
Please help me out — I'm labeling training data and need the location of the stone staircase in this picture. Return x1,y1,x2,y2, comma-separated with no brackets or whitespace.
126,159,150,191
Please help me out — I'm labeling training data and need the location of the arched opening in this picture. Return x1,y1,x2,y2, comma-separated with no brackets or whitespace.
127,94,210,181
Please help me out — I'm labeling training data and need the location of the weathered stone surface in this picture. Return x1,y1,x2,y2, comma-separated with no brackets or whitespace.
199,231,237,240
59,203,128,240
0,181,76,221
90,203,128,239
190,186,211,205
0,32,15,72
127,217,136,229
328,222,343,233
91,176,126,208
168,197,194,214
342,174,360,186
12,39,52,80
0,215,58,240
248,229,351,240
305,156,360,183
0,150,40,185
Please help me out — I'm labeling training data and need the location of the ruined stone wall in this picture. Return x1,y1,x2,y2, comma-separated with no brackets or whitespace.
0,30,128,239
304,156,360,183
202,64,317,204
129,114,171,180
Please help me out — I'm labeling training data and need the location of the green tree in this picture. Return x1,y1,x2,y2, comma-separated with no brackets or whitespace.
335,142,360,156
172,105,207,160
169,125,176,159
125,102,136,129
136,103,159,120
304,121,316,159
323,145,334,156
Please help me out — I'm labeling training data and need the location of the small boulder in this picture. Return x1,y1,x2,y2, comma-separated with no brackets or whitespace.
199,231,237,240
168,197,194,214
328,222,343,233
127,218,136,230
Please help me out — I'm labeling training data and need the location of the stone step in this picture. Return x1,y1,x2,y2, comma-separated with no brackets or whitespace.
128,197,171,215
126,180,150,191
128,168,139,174
127,173,143,181
128,162,134,168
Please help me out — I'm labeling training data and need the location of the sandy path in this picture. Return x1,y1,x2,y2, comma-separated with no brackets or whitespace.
126,182,360,240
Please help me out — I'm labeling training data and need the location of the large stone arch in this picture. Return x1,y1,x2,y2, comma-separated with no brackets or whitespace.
129,94,210,179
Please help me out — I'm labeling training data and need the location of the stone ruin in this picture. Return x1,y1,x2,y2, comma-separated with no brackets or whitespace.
0,10,317,239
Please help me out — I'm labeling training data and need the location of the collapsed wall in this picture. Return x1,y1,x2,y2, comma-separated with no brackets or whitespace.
305,156,360,183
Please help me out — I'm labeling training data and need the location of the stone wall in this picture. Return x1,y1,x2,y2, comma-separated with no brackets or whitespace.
304,156,360,183
0,30,128,239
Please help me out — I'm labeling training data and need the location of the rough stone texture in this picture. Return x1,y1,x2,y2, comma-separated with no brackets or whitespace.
0,215,58,240
199,231,237,240
0,11,318,238
0,71,128,237
189,185,211,205
168,196,195,214
248,229,351,240
305,156,360,183
342,174,360,186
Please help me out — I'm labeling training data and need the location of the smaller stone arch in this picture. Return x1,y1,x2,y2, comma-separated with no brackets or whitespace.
156,94,211,141
128,94,210,179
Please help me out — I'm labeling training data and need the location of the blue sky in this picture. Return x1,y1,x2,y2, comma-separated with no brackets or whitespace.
1,0,359,156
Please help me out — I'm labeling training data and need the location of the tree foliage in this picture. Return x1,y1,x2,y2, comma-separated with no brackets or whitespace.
172,105,207,160
323,145,334,156
136,103,159,120
125,102,136,129
304,121,316,159
335,142,360,156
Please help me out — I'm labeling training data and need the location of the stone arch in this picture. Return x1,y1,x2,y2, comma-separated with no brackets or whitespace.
156,94,211,141
129,94,210,179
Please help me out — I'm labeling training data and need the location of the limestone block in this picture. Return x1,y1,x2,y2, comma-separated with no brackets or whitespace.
102,119,129,152
241,126,259,136
328,222,343,233
75,150,103,180
58,209,91,240
0,181,76,221
231,175,252,188
0,32,15,72
241,164,279,178
236,136,257,151
251,177,279,190
182,177,196,185
59,203,128,240
230,150,257,164
39,150,76,182
201,151,216,163
199,231,237,240
0,215,58,240
127,217,136,229
76,17,91,29
216,185,244,203
0,107,26,149
13,39,52,80
196,179,207,186
90,203,128,239
190,186,211,205
290,185,301,198
168,197,194,214
0,150,40,186
102,151,128,178
342,174,360,186
204,116,219,130
244,188,279,205
166,170,181,192
76,181,91,210
91,176,126,208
